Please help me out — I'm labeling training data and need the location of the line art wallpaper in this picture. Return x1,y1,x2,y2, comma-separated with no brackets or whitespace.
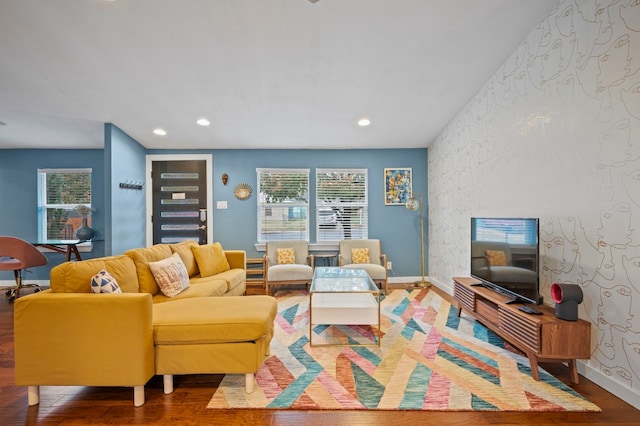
428,0,640,406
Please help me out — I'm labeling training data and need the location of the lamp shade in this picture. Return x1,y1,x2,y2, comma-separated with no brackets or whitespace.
551,283,583,321
406,197,421,211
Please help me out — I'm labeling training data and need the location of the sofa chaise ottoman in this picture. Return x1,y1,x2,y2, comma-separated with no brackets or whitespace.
153,296,277,394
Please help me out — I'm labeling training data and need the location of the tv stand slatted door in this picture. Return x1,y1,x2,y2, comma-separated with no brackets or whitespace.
452,277,591,384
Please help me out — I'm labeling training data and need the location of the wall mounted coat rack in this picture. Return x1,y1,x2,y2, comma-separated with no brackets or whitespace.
119,181,143,190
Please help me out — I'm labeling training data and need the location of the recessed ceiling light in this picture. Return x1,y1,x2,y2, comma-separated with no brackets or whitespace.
153,128,167,136
196,118,210,126
358,118,371,127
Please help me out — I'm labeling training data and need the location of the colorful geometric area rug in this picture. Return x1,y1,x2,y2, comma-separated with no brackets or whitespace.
207,289,600,411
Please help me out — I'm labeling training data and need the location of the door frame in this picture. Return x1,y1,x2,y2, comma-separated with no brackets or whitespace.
145,154,214,246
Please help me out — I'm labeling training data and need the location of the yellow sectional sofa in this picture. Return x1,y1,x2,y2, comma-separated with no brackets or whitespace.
13,241,277,407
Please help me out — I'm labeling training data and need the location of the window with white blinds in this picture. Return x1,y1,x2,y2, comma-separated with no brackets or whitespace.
316,168,368,241
37,168,92,241
257,168,310,242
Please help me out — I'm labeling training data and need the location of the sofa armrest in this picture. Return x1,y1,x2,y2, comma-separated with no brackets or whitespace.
14,291,155,387
225,250,246,270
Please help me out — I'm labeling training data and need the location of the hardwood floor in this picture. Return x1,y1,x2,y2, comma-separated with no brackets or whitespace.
1,284,637,425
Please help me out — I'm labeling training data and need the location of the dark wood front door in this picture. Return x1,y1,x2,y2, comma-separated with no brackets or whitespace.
152,160,208,245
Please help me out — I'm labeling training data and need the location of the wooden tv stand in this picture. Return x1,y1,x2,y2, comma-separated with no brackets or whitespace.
453,277,591,384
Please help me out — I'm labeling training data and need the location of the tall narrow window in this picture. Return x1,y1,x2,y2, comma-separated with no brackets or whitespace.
316,168,368,241
37,168,92,241
257,168,310,242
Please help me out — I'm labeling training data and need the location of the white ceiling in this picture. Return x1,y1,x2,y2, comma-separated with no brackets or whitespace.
0,0,559,150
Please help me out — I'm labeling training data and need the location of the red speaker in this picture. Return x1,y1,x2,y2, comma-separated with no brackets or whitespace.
551,283,583,321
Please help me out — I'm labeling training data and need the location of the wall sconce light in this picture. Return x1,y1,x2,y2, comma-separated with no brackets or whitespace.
222,173,228,186
551,283,583,321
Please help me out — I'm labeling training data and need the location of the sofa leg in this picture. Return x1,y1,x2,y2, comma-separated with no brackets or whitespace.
27,386,39,406
244,373,255,393
163,374,174,394
245,373,255,393
133,385,145,407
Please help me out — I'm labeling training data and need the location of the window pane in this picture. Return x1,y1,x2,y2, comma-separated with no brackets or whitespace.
45,172,91,204
46,208,72,239
257,168,309,242
316,169,368,241
38,169,92,241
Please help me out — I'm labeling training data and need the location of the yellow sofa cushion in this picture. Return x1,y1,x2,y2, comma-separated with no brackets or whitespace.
50,255,139,293
169,240,200,277
152,279,228,303
125,244,173,295
191,242,230,277
152,296,277,345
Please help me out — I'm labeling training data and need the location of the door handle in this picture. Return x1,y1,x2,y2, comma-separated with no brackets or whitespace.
198,225,206,231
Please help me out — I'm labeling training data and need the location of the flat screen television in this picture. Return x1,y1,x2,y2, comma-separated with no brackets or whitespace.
470,217,541,305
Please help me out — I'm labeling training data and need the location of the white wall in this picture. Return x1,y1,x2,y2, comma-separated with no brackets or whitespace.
428,0,640,409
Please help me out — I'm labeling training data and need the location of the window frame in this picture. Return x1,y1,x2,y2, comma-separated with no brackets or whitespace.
37,168,93,243
315,168,368,242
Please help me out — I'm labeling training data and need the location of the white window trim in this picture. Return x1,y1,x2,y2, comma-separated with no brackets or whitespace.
315,168,368,243
37,168,93,246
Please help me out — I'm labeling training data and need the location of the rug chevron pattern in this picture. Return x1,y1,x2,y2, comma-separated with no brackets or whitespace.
207,289,600,411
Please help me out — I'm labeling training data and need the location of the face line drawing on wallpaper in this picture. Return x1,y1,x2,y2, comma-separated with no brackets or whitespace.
427,0,640,403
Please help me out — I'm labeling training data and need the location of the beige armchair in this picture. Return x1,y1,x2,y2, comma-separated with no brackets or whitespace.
264,240,314,295
339,239,388,293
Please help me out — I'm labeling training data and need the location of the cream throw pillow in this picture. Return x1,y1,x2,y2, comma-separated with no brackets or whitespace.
148,253,190,297
351,248,370,264
277,248,296,264
191,242,231,277
485,250,507,266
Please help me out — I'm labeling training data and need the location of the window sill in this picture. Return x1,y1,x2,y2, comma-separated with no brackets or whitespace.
255,242,338,252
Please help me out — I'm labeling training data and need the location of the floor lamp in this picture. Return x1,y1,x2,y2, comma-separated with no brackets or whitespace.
406,193,430,288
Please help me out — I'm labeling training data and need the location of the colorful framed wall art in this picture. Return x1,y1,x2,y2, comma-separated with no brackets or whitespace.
384,168,412,205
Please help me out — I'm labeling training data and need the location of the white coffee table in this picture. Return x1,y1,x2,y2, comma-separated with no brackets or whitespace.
309,267,381,347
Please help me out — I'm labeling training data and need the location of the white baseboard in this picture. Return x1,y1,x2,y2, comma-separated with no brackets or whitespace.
579,360,640,410
427,276,453,295
388,276,454,296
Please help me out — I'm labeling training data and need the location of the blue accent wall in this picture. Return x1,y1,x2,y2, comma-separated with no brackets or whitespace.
105,124,147,255
0,149,105,280
2,144,427,280
148,148,428,277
